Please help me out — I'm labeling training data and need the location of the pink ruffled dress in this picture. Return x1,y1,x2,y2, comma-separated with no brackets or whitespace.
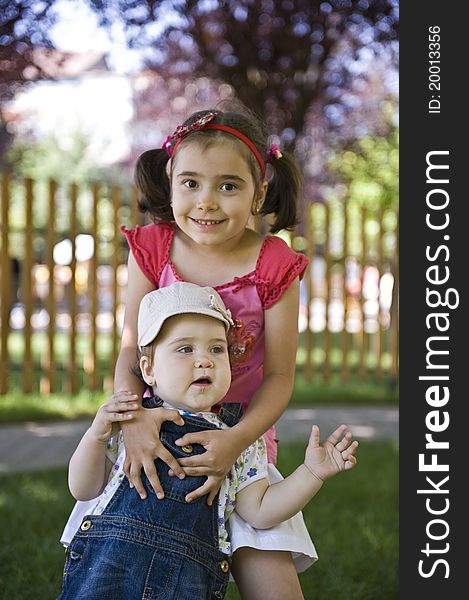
122,222,318,571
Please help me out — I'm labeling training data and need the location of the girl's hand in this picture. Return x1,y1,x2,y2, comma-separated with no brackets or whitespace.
89,391,140,443
304,424,358,482
172,428,245,504
120,406,186,499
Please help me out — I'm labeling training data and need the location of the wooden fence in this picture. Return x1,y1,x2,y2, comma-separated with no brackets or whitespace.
0,173,398,394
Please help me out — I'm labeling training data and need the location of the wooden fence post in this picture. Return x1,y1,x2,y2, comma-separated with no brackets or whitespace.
391,210,399,383
323,202,331,380
43,179,57,393
110,185,120,386
22,178,34,393
67,182,78,394
341,200,349,382
131,186,139,227
0,172,11,394
358,206,367,379
304,202,314,382
376,207,384,381
88,182,100,390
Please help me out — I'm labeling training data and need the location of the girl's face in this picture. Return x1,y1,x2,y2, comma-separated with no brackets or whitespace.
170,140,267,249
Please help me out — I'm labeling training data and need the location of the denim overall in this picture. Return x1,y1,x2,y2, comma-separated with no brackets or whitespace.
58,400,241,600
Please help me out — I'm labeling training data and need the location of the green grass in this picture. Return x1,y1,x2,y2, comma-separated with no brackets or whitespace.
292,372,398,405
0,389,108,423
0,375,397,423
0,441,398,599
7,331,114,364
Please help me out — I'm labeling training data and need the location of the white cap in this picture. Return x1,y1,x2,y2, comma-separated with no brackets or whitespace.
137,282,234,347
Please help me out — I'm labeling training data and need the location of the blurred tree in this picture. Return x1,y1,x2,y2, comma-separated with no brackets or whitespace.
0,0,59,161
5,130,98,235
1,0,398,154
0,0,58,102
7,130,94,184
1,0,398,207
86,0,398,151
5,129,128,264
299,55,398,200
328,123,398,210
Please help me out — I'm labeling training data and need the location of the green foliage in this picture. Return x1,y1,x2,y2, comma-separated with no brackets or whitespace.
5,130,98,246
6,130,96,184
329,127,399,210
4,132,133,258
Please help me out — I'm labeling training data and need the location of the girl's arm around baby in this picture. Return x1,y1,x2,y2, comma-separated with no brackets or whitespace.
68,392,139,501
235,424,358,529
116,252,186,499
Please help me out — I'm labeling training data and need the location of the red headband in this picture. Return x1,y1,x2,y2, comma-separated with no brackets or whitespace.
162,112,281,179
173,124,266,178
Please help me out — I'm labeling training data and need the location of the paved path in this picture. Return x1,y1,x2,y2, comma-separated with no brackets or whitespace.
0,405,398,475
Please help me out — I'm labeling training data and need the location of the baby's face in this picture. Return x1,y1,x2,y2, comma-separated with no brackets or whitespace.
145,314,231,413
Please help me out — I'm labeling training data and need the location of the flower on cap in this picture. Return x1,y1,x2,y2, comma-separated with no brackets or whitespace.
209,294,234,326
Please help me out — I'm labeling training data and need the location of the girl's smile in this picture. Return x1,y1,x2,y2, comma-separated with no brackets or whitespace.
190,218,227,229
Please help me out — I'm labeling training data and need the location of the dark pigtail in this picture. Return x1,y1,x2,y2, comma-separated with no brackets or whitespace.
261,150,302,233
134,149,173,222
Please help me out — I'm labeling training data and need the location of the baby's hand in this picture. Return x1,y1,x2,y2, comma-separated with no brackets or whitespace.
304,424,358,482
89,391,140,443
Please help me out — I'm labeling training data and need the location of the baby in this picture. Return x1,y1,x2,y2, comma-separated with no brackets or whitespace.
58,282,358,599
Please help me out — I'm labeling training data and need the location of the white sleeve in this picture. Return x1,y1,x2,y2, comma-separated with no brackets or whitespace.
235,436,268,493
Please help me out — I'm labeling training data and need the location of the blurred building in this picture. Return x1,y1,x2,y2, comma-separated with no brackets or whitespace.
1,48,235,176
2,49,133,167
